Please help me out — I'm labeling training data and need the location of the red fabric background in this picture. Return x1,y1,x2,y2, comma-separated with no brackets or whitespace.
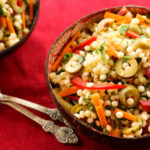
0,0,150,150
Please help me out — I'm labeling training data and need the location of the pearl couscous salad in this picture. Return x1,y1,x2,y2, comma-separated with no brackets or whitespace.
49,7,150,138
0,0,36,50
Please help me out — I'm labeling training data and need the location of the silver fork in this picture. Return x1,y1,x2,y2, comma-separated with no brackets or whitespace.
1,101,78,144
0,92,71,127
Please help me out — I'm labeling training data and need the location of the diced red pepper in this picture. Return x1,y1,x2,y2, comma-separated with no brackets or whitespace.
118,7,128,16
67,96,79,101
17,0,23,6
126,30,139,39
75,50,80,55
145,67,150,79
72,36,97,52
71,76,126,90
140,100,150,112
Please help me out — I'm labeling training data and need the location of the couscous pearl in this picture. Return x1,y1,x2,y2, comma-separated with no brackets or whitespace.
142,121,147,127
141,113,149,121
138,86,145,92
86,82,94,87
131,18,139,24
122,63,129,69
139,53,145,58
100,99,104,105
116,111,123,119
148,126,150,132
77,89,83,97
100,74,107,81
74,113,80,119
136,48,142,54
91,113,97,119
134,109,139,115
146,91,150,97
130,52,137,58
84,45,91,51
105,100,111,105
79,111,85,118
135,129,143,136
127,98,134,105
105,110,111,117
111,71,117,78
87,117,94,124
79,97,83,105
95,120,100,127
91,41,100,49
85,110,91,117
112,101,118,107
117,52,124,58
127,47,133,53
142,57,147,63
131,122,138,127
106,125,112,132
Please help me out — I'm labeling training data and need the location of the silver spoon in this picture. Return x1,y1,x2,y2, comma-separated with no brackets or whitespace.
0,92,71,127
1,101,78,144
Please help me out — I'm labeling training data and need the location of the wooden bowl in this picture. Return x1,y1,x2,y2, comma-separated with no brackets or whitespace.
45,6,150,147
0,0,40,57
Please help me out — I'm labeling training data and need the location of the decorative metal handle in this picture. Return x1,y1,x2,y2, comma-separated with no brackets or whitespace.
2,102,78,144
0,92,71,127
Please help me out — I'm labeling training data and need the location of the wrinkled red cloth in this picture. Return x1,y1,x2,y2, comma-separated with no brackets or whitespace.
0,0,150,150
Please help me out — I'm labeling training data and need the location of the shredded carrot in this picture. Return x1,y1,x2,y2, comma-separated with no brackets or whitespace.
52,32,80,71
96,106,108,127
114,108,136,121
136,14,150,24
59,86,79,97
22,12,26,29
104,12,132,22
91,93,107,128
115,20,130,25
29,0,34,21
6,16,15,33
0,16,6,28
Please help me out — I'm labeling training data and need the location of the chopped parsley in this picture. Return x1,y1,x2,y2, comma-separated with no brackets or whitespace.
122,56,131,64
88,103,94,111
0,5,4,16
105,105,115,111
145,82,150,89
62,52,73,63
105,71,111,81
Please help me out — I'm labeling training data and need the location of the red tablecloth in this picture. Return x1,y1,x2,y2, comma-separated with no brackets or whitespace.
0,0,150,150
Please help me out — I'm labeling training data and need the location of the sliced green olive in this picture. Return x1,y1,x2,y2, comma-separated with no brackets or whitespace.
129,24,142,34
122,116,142,134
71,104,89,114
115,57,138,78
65,54,83,74
120,85,140,108
10,0,26,13
59,99,73,111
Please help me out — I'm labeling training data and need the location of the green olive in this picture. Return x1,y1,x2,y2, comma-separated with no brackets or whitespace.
60,99,73,111
115,57,138,78
120,85,140,108
122,116,142,134
10,0,26,13
71,104,89,114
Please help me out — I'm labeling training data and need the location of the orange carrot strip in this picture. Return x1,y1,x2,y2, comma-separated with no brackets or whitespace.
91,93,107,127
91,93,102,107
0,16,6,28
59,86,79,97
136,14,150,24
112,129,121,137
52,32,80,71
6,16,15,33
104,12,132,22
115,20,130,25
114,108,136,121
22,12,26,29
96,106,108,127
29,0,34,21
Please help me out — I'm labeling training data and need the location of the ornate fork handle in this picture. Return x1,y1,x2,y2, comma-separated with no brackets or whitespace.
0,93,71,127
2,102,78,144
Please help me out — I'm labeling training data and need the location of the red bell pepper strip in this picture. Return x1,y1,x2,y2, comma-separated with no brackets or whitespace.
126,30,139,39
17,0,23,6
71,76,126,90
140,100,150,112
118,7,128,16
72,36,97,52
67,96,79,101
145,67,150,79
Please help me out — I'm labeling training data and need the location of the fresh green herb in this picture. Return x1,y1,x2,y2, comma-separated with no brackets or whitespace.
88,103,94,111
62,52,73,63
56,69,64,74
105,71,111,81
105,105,115,111
120,81,125,85
122,56,131,64
118,24,129,35
23,0,28,5
0,5,4,16
145,82,150,89
140,34,148,38
78,56,84,64
112,119,118,130
146,13,150,19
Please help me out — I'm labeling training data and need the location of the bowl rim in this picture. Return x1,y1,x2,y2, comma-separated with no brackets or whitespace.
0,0,40,55
45,5,150,141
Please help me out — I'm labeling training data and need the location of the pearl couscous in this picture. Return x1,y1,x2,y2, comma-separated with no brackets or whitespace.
0,0,36,51
49,7,150,138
